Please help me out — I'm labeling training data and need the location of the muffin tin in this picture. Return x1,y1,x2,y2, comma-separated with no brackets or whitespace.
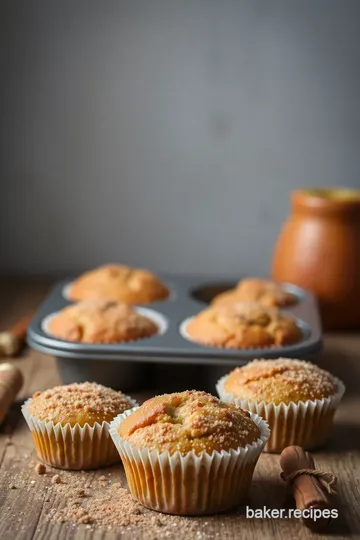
27,275,323,391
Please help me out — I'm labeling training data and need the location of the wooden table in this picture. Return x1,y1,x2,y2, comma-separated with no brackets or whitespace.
0,279,359,540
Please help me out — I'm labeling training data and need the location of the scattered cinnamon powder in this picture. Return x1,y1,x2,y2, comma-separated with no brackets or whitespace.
4,451,242,538
35,463,46,475
51,474,61,485
47,470,213,538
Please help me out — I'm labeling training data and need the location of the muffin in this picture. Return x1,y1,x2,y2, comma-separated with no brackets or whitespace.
185,302,302,349
212,278,296,308
47,300,158,343
68,264,169,304
109,390,269,515
22,382,137,469
217,358,345,452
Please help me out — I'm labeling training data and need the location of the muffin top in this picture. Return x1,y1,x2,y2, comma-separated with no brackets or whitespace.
212,278,296,308
118,390,260,456
186,302,302,349
28,382,133,426
48,300,158,343
68,264,169,304
224,358,338,405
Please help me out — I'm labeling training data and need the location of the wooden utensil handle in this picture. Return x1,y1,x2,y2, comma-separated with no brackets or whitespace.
0,363,24,423
0,313,33,357
7,314,34,339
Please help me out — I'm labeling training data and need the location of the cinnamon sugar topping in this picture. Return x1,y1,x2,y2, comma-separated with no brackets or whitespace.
28,382,133,426
119,390,260,455
225,358,338,405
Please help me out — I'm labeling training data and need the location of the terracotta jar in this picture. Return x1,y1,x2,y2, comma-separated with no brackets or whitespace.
272,188,360,330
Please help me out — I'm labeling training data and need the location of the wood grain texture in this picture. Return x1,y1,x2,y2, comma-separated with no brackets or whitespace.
0,278,359,539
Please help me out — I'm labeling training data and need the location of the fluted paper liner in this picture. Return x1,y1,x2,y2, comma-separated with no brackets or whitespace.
21,396,138,470
216,374,345,453
109,407,270,515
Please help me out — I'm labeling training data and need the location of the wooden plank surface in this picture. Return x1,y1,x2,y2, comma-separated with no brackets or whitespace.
0,278,359,539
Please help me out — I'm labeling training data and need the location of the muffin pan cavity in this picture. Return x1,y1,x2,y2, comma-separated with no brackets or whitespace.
134,307,169,335
190,282,236,304
28,274,322,388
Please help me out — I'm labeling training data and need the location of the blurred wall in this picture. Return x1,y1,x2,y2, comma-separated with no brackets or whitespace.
1,0,360,277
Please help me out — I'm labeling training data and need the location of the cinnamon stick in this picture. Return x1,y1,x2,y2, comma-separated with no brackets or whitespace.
280,445,336,531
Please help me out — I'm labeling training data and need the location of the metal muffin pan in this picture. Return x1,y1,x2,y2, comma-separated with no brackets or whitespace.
28,275,323,391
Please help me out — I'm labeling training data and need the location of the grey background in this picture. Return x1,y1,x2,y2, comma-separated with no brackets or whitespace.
1,0,360,278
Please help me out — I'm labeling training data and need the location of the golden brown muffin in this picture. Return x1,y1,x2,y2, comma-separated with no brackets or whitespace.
217,358,345,452
111,391,268,515
68,264,169,304
185,303,302,349
48,300,158,343
28,382,134,427
224,359,338,405
118,390,260,456
212,278,296,308
23,382,136,469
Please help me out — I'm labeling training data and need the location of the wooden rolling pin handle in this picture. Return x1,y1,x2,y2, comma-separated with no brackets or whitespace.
0,314,33,357
0,363,24,423
280,445,336,531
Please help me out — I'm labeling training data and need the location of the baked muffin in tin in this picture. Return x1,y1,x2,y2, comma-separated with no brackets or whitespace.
185,302,302,349
68,264,169,304
212,278,296,308
48,300,158,343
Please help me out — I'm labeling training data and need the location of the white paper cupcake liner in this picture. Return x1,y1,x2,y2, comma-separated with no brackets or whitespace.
109,407,270,515
21,395,138,470
216,374,345,453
